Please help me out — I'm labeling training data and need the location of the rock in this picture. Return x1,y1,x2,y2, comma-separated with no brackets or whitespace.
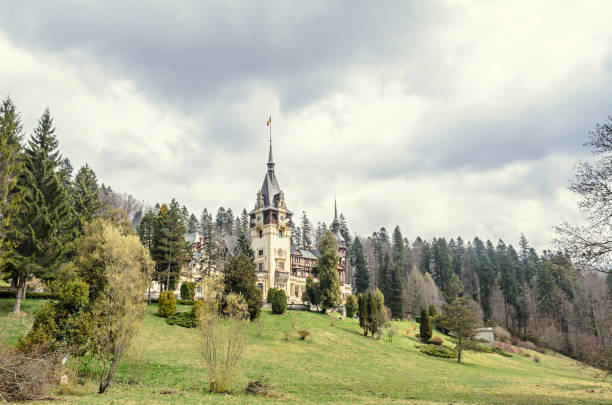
338,316,343,320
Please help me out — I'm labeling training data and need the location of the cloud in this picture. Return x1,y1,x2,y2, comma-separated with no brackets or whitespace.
1,1,610,250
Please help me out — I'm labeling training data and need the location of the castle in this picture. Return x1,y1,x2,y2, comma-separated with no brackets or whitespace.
249,140,352,303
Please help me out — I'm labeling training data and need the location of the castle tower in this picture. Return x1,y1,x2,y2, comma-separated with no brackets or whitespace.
250,137,293,299
331,198,347,286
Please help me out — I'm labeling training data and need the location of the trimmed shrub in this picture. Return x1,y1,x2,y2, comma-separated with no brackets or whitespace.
166,312,196,328
266,288,278,304
345,294,358,318
534,355,541,363
180,282,196,300
419,344,458,359
177,299,195,306
430,336,444,346
419,309,432,343
158,291,176,318
298,330,310,340
191,300,207,325
271,289,287,314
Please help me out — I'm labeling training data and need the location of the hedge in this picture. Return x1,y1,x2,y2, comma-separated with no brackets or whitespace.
0,290,58,300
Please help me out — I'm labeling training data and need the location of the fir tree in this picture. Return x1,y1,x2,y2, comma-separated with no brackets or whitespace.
6,109,73,313
419,308,432,342
391,226,406,275
352,237,369,293
438,296,478,363
152,200,187,290
0,96,23,266
301,211,313,247
388,263,403,319
72,164,102,232
339,213,352,245
235,231,255,261
317,231,341,312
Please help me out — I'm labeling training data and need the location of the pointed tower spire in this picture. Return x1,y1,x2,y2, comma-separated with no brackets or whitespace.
267,115,274,172
334,196,338,222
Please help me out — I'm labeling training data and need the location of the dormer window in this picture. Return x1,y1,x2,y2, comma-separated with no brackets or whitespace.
279,230,283,238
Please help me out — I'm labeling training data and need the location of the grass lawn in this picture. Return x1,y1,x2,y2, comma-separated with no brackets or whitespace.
1,299,610,404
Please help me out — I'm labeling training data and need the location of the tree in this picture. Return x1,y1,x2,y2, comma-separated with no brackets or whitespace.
429,304,437,317
388,262,403,319
0,96,23,267
5,109,73,313
345,294,358,318
357,289,387,338
302,274,321,309
152,200,187,291
72,164,102,232
391,226,406,275
234,231,254,261
222,255,263,320
187,213,199,233
437,296,478,363
352,237,369,294
556,117,612,274
301,211,313,247
444,273,464,304
271,288,287,314
181,281,196,300
419,308,432,343
339,214,351,246
317,231,341,312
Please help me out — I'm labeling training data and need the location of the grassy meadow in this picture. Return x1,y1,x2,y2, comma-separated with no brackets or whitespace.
1,298,610,404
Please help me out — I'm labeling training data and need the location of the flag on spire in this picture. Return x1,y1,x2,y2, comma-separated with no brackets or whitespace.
267,116,271,126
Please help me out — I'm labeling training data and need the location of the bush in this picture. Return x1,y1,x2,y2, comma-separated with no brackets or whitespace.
158,291,176,318
534,355,541,363
266,288,277,304
191,300,206,325
517,340,537,350
493,326,511,342
430,336,444,346
345,294,358,318
419,344,458,359
224,293,249,320
177,299,195,306
245,372,269,396
491,345,513,357
271,289,287,314
534,346,547,355
180,282,196,300
298,330,310,340
166,312,196,328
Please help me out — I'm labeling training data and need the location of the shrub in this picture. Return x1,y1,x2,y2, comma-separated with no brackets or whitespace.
191,300,206,326
534,346,547,354
383,326,398,342
245,372,269,396
493,326,511,342
419,309,432,343
491,344,513,357
428,304,437,317
158,291,176,318
345,294,358,318
176,299,195,306
222,255,263,320
271,289,287,314
534,355,541,363
180,282,196,300
430,336,444,346
266,288,277,304
224,293,249,320
0,290,58,299
298,330,310,340
166,312,196,328
357,290,387,338
517,340,537,350
419,344,458,359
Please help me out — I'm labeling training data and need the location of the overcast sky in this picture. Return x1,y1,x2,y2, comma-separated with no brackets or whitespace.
1,1,611,250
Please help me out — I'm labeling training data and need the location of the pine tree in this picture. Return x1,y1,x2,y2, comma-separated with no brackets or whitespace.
473,237,495,320
72,164,102,232
317,231,341,312
388,263,403,319
222,255,262,320
6,109,73,313
391,226,406,275
235,231,255,261
0,96,23,266
352,237,369,293
187,213,199,233
301,211,313,247
438,296,478,363
137,210,156,254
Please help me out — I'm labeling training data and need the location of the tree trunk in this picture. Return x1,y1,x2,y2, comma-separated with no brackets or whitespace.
457,337,462,363
11,277,23,314
21,278,27,299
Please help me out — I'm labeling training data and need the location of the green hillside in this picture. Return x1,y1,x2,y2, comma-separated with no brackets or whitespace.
1,299,610,404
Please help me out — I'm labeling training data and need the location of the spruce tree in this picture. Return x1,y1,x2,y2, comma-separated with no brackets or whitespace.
352,237,369,293
391,226,406,275
72,164,102,232
6,109,73,313
187,213,199,233
388,263,403,319
0,96,23,266
235,231,255,261
438,296,478,363
152,201,187,290
317,231,341,312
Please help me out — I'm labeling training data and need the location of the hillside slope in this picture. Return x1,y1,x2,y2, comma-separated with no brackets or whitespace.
2,299,610,404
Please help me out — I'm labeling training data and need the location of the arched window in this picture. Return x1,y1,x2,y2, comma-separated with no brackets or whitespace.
257,283,263,291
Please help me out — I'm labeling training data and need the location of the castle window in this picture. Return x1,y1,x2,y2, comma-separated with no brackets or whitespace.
295,286,299,297
258,263,263,272
259,230,263,238
279,230,283,238
258,249,264,257
278,262,284,271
